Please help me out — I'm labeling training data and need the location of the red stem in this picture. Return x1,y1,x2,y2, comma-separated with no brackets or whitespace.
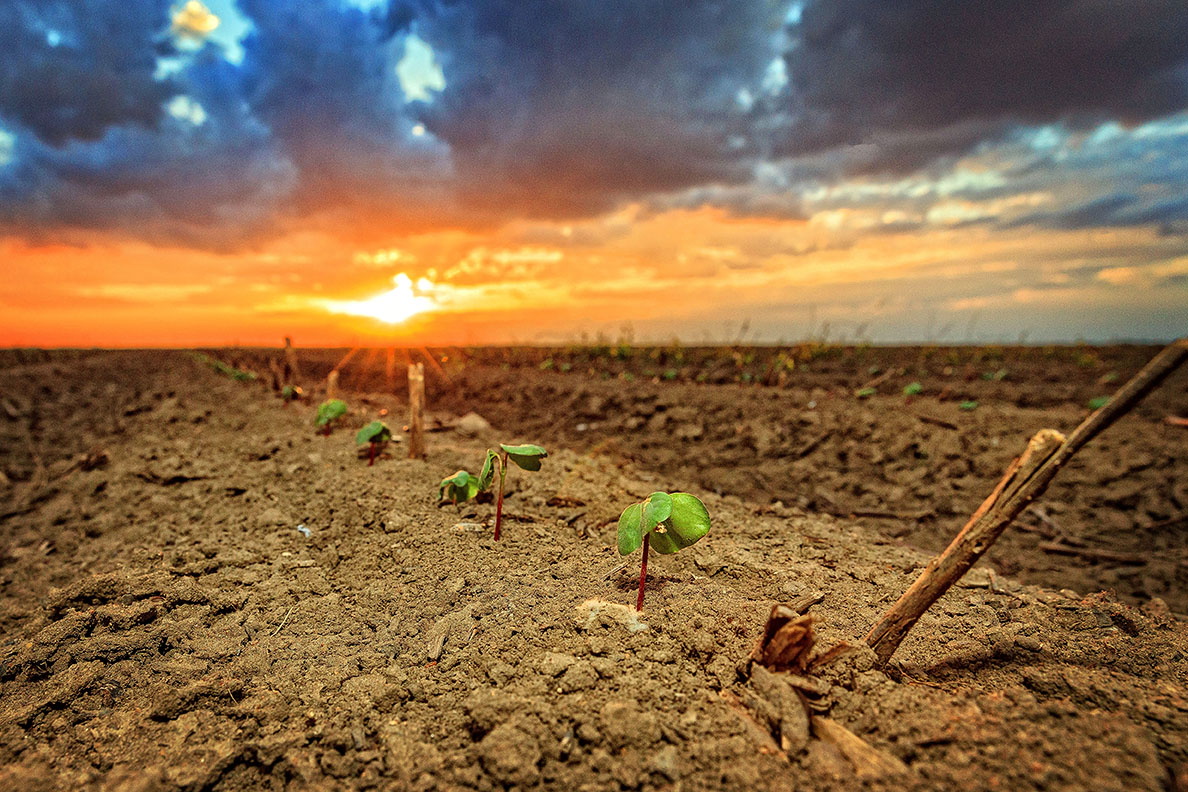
493,453,507,541
636,538,650,611
368,441,376,466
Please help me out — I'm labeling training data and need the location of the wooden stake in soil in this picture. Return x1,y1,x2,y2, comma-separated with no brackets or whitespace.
866,338,1188,666
408,362,426,460
283,336,301,385
326,369,340,401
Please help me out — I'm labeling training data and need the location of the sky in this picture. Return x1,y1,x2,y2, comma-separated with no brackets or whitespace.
1,0,1187,347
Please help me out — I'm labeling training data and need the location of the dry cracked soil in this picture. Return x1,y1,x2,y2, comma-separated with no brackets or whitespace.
1,347,1187,791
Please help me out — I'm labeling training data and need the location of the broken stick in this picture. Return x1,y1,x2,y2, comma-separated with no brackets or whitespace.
283,336,301,385
866,338,1188,665
408,362,426,460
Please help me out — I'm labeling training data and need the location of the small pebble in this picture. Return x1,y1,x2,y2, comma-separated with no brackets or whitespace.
1015,636,1042,652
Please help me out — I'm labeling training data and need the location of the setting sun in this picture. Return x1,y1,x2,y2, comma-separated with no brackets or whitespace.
322,273,435,325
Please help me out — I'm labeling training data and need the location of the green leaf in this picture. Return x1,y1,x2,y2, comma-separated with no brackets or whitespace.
356,420,391,445
641,492,672,534
501,443,547,471
479,449,500,489
439,470,479,503
958,400,979,411
316,399,348,426
649,492,711,554
1088,396,1110,410
617,503,643,555
856,387,877,399
903,382,923,396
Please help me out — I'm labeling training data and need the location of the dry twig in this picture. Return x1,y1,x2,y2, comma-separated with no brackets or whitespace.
865,338,1188,665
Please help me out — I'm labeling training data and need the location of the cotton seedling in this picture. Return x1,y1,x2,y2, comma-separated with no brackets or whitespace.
439,470,481,505
617,491,711,611
903,382,923,396
315,398,347,436
356,420,392,466
479,444,548,541
281,385,303,404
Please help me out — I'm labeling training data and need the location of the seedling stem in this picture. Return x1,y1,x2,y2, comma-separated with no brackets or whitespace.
635,538,650,611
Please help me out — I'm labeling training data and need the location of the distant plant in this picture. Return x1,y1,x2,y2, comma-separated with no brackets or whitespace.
315,398,347,435
539,358,555,371
903,382,923,396
1088,396,1110,410
356,420,392,466
663,368,679,381
856,386,877,399
281,384,303,404
480,444,548,541
958,400,979,411
439,470,481,505
981,368,1009,381
192,352,257,382
437,444,548,541
617,492,711,611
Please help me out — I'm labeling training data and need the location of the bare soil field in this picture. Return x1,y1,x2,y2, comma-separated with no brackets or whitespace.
1,346,1187,791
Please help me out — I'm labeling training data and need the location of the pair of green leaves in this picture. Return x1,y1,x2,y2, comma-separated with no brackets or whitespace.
316,399,347,427
617,492,711,556
356,420,392,445
478,443,547,486
440,470,482,503
440,443,548,504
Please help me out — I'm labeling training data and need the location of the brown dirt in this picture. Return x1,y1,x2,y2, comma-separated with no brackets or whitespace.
1,348,1187,791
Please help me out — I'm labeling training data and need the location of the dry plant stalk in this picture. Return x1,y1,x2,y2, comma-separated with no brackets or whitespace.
326,369,340,401
283,335,301,384
751,603,817,673
866,338,1188,665
408,362,426,460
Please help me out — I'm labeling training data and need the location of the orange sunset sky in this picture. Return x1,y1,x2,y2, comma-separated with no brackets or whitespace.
2,1,1187,347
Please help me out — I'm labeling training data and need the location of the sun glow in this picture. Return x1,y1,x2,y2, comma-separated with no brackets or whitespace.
325,273,435,324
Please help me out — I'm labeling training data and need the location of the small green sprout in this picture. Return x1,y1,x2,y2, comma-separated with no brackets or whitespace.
618,492,710,611
1088,396,1110,410
356,420,392,466
903,382,923,396
439,470,481,505
958,400,979,411
479,443,548,541
192,352,257,382
315,398,347,436
856,386,877,399
281,384,303,404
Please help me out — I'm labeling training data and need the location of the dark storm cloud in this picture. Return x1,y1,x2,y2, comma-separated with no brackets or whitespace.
772,0,1188,167
1,47,296,250
2,0,1188,249
405,0,782,217
0,1,176,146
